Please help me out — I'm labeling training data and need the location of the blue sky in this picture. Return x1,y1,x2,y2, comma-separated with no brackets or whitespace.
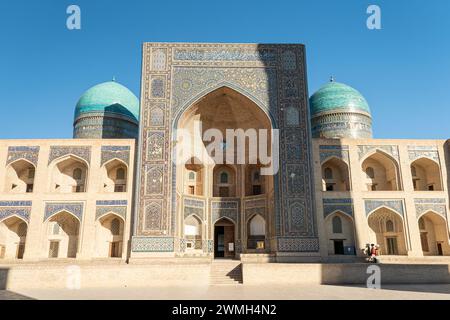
0,0,449,139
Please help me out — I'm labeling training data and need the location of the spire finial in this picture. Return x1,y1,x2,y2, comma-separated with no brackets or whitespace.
330,76,335,82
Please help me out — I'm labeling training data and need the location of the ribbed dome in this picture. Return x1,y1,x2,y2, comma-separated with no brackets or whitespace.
309,81,370,116
74,81,140,122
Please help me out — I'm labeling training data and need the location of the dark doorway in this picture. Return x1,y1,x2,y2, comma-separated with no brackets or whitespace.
333,240,344,255
214,226,225,258
437,243,443,256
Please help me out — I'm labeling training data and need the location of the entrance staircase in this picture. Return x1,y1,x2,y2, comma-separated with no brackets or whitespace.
210,259,243,285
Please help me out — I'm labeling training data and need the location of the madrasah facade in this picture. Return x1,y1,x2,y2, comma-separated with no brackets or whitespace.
1,42,449,263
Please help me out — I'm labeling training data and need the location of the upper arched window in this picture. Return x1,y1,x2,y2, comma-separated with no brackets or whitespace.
253,171,260,183
332,216,342,234
324,167,333,179
73,168,82,180
220,172,229,184
116,168,125,180
17,222,27,237
411,166,417,177
111,218,121,236
366,167,375,179
418,217,426,230
188,171,195,181
386,220,394,232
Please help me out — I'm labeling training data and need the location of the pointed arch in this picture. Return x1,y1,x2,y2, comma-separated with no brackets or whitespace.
361,149,402,191
321,156,350,191
410,157,443,191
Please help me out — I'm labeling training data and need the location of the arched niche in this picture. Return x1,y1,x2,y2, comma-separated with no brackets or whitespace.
101,159,128,193
411,158,442,191
418,211,449,256
362,151,401,191
95,213,125,258
4,159,35,193
321,157,350,191
247,214,266,250
184,214,203,250
0,216,28,259
367,207,407,255
184,157,204,196
324,212,355,255
50,156,88,193
213,164,236,197
45,211,80,258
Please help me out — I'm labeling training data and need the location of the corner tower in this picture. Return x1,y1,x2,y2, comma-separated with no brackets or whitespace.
73,80,140,139
309,79,372,139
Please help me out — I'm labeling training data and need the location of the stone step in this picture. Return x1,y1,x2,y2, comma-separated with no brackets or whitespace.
209,261,243,285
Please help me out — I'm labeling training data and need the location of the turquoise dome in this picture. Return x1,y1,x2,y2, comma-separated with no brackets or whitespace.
75,81,140,122
309,81,370,116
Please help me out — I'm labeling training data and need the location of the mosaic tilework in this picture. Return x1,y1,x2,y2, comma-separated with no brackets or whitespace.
211,200,239,223
277,238,319,252
323,198,353,218
131,236,174,252
100,146,130,166
48,146,91,164
6,146,40,166
183,197,205,220
173,48,277,62
95,200,127,220
414,198,447,219
44,202,84,222
311,112,372,139
319,145,350,165
136,43,317,253
244,197,266,221
0,201,32,223
364,199,404,217
408,146,440,163
358,145,399,161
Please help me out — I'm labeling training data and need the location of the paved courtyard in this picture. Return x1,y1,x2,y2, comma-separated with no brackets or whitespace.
3,284,450,300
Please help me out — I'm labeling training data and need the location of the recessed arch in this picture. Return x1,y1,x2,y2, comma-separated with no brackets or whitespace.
184,214,203,251
0,215,28,259
324,211,356,255
321,156,350,191
49,155,89,193
4,159,36,193
417,211,449,256
45,210,81,258
247,214,266,250
95,212,125,258
410,157,442,191
361,149,401,191
213,216,236,258
173,84,278,131
101,158,128,193
367,207,407,255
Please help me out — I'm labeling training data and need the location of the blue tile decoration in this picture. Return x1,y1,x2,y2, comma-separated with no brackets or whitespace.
319,145,350,164
131,236,174,252
414,198,447,218
358,145,399,162
95,200,127,220
407,146,440,163
44,202,84,222
211,200,239,223
323,198,353,218
0,201,32,223
48,146,91,165
100,146,130,166
364,199,404,217
244,197,266,221
0,201,32,207
173,48,277,62
183,197,205,220
6,146,40,166
96,200,128,206
277,237,319,252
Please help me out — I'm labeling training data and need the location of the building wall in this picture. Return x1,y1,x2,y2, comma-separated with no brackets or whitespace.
313,138,450,258
0,139,135,261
